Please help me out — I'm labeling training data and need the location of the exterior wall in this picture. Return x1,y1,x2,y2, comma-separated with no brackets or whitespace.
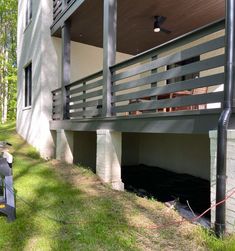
122,133,140,166
73,131,96,171
17,0,131,158
122,133,210,180
17,0,44,154
53,38,132,89
139,133,210,180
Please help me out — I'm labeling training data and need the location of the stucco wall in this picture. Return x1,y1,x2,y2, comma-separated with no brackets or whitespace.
53,38,132,89
17,0,131,158
73,131,97,171
17,0,43,153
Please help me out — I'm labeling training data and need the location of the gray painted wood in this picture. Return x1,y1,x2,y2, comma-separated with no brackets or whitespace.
112,55,225,92
69,89,103,103
61,20,71,120
50,109,231,134
51,0,85,34
69,99,102,109
112,36,225,82
113,92,223,113
51,88,62,94
69,109,101,118
112,73,224,102
67,70,103,88
102,0,117,117
68,80,103,95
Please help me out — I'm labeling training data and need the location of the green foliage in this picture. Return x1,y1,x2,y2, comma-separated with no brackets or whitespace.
26,148,41,160
200,228,235,251
0,0,17,123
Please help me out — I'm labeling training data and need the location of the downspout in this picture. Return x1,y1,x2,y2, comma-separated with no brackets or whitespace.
215,0,235,237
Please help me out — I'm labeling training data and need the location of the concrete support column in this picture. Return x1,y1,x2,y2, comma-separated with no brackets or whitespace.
56,129,74,164
210,130,235,233
96,130,124,191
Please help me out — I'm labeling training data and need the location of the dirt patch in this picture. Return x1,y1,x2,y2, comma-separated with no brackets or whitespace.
49,160,207,250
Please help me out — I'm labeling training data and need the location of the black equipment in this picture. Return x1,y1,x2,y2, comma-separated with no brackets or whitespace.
0,142,16,222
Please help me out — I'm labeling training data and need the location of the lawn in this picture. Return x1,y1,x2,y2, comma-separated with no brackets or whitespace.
0,122,235,250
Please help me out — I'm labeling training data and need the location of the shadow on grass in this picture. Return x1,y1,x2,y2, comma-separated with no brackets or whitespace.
0,158,138,250
0,123,206,250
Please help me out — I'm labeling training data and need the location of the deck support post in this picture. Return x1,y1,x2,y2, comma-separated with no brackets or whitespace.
56,129,74,164
61,20,71,120
102,0,117,117
210,130,235,233
96,130,124,191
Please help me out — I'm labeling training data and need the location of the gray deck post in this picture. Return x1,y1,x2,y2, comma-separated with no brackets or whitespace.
102,0,117,117
61,20,71,120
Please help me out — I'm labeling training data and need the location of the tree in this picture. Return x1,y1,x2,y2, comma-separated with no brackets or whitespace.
0,0,17,123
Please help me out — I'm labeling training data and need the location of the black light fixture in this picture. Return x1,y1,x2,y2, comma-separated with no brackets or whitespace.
154,16,171,34
154,16,161,32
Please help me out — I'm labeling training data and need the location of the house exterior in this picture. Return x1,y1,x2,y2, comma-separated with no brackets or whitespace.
17,0,235,235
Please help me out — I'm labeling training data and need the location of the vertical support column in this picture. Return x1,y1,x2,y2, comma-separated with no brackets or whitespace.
102,0,117,117
210,130,235,233
56,129,74,164
96,130,124,191
61,20,71,120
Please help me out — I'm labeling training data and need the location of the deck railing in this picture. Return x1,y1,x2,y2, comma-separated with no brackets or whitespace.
111,20,225,116
53,0,75,22
52,19,225,120
52,71,103,120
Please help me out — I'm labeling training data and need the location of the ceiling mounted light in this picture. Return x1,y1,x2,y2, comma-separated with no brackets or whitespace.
154,26,161,33
154,16,171,34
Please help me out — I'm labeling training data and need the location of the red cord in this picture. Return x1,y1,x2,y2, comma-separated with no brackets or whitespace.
142,189,235,230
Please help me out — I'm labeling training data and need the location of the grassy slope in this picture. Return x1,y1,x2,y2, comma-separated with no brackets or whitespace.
0,122,234,251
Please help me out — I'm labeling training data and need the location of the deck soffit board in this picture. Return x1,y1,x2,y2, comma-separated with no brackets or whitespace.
52,0,225,55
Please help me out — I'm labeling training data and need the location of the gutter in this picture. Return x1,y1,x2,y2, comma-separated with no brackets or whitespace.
215,0,235,237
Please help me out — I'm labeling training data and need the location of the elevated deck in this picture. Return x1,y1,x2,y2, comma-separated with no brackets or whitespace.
50,18,228,134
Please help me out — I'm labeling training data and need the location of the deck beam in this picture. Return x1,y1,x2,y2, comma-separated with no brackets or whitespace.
49,110,233,134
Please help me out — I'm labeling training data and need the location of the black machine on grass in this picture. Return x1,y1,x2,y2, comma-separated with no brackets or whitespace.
0,142,16,222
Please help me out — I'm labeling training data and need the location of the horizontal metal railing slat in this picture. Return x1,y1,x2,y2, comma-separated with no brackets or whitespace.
112,54,225,93
113,92,224,113
69,89,103,103
112,36,225,82
112,73,224,103
69,99,102,110
69,109,101,118
68,79,103,95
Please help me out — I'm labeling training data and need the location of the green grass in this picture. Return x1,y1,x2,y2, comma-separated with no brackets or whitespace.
0,122,234,250
199,229,235,251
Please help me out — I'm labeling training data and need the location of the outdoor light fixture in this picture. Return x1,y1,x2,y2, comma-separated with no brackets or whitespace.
154,26,161,33
154,16,171,34
154,17,161,32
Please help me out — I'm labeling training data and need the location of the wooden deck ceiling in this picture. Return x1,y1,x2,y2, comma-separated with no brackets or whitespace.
52,0,225,54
